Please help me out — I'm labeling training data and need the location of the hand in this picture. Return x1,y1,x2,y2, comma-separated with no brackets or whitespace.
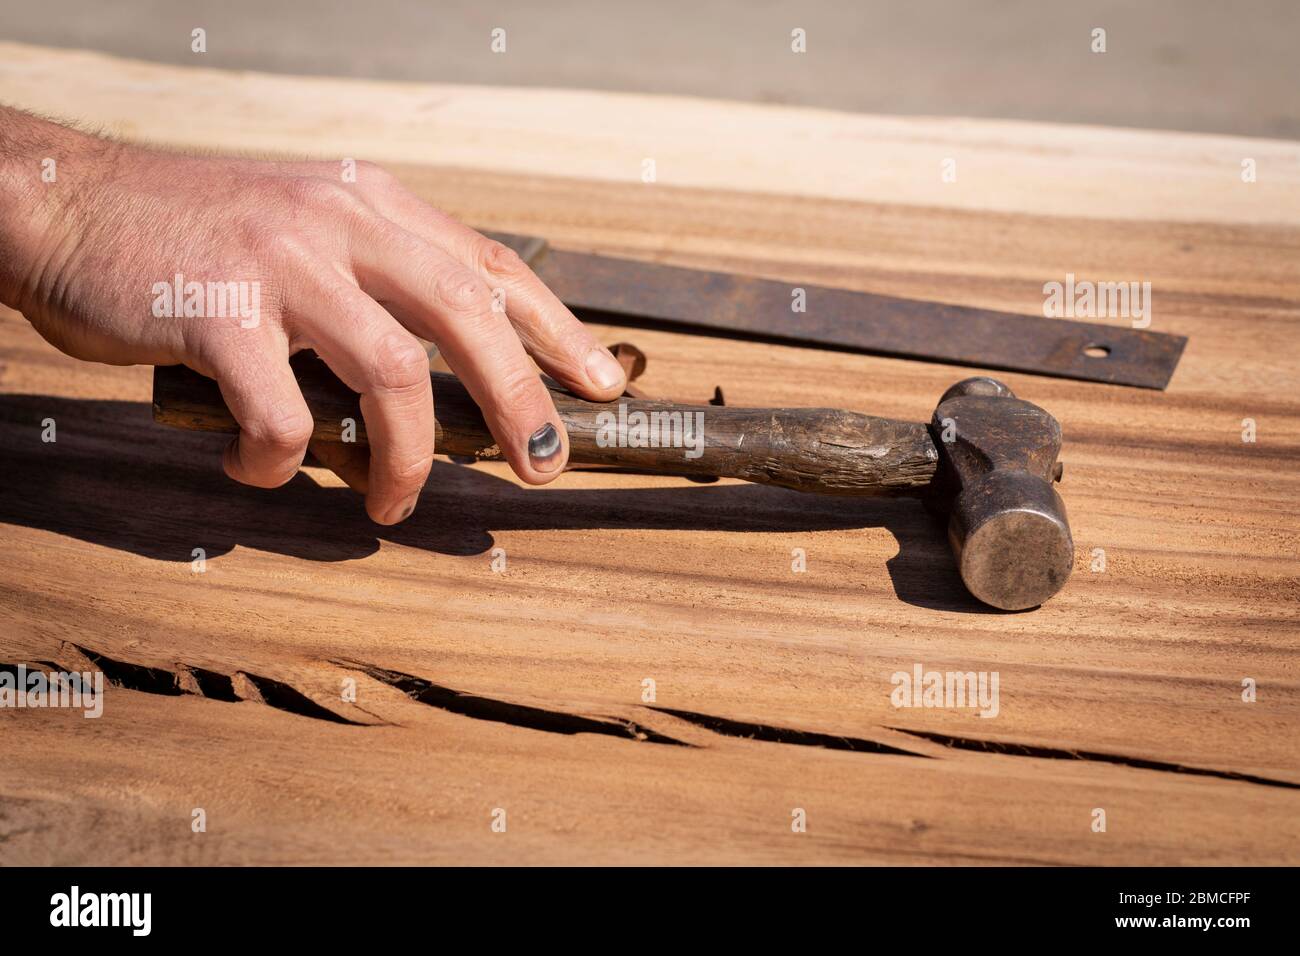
0,108,626,524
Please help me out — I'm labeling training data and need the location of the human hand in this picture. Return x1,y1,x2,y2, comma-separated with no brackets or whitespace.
0,108,626,523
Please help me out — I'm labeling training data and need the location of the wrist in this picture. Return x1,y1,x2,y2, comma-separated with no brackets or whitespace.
0,108,123,312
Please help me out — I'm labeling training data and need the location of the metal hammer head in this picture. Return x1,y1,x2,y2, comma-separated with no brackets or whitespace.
929,377,1073,611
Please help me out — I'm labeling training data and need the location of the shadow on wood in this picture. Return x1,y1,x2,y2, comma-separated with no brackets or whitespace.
0,392,996,613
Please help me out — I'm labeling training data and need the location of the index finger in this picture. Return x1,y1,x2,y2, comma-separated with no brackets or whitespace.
355,186,626,401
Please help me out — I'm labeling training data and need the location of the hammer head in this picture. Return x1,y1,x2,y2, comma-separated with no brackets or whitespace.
930,377,1073,611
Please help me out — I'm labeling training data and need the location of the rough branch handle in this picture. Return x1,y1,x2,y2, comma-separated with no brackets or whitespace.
152,354,939,496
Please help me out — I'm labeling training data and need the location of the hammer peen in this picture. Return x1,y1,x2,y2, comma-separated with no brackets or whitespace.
153,355,1073,610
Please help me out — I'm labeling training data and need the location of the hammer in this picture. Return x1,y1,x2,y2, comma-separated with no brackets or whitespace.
152,355,1073,610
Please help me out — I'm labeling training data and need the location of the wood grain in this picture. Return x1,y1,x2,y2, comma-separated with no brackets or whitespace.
0,44,1297,865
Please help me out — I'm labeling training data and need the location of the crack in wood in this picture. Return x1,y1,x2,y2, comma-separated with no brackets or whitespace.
649,706,931,757
334,659,693,746
12,653,1292,792
889,727,1300,790
32,645,368,726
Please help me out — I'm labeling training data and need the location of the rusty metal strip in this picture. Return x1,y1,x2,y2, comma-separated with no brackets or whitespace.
484,231,1186,389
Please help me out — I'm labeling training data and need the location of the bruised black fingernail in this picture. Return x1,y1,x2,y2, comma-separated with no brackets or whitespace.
528,423,563,472
384,493,418,524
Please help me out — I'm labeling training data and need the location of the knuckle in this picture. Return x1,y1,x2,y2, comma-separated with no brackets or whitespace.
284,176,370,219
237,219,288,260
433,268,490,314
238,220,315,274
551,326,599,362
491,366,546,417
354,160,398,189
479,239,527,279
368,330,429,392
251,407,314,453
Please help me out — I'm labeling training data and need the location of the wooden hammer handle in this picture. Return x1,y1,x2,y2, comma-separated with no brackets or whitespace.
152,354,938,496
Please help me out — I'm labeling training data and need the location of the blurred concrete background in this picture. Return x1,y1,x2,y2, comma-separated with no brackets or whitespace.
6,0,1297,138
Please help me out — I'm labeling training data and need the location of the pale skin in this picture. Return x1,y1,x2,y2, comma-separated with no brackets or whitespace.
0,106,627,523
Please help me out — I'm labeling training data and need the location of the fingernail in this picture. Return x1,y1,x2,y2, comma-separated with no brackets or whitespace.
528,423,563,472
585,348,625,391
387,494,418,524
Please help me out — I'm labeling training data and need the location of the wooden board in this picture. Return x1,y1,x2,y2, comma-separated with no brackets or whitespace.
0,43,1297,865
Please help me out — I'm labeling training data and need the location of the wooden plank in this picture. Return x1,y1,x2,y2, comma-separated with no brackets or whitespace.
2,41,1298,226
0,44,1297,865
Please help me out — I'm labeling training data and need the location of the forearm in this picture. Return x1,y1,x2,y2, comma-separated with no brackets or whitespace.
0,105,117,311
